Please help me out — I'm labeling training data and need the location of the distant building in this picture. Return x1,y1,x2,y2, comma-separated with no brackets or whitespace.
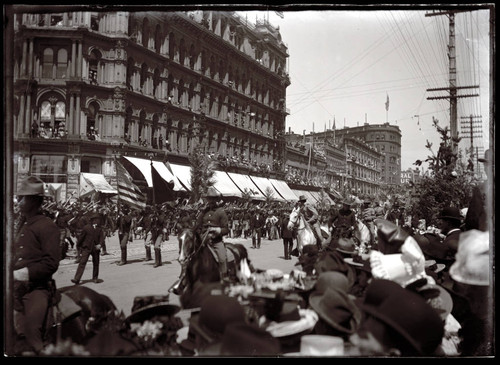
400,167,422,185
12,9,290,201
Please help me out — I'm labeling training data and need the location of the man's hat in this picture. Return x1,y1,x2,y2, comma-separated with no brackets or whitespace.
205,186,222,199
309,287,362,335
478,149,491,163
16,175,46,196
437,207,463,221
298,195,307,202
342,197,354,205
360,279,444,355
126,295,180,323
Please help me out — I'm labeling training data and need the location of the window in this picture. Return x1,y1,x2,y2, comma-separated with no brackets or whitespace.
42,48,53,78
56,49,68,78
80,157,102,173
31,155,67,183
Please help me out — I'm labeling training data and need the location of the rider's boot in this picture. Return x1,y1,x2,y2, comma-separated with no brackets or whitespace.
145,245,153,261
153,248,162,268
117,247,127,265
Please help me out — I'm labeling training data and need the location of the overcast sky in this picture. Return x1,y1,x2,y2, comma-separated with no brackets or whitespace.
235,5,492,171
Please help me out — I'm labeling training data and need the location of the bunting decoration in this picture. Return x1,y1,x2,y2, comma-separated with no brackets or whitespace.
115,160,147,211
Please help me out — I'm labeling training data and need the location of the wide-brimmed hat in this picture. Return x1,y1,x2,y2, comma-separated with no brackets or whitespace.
314,251,356,289
205,186,222,198
313,271,349,295
360,280,444,355
370,236,431,288
189,295,246,344
298,195,307,202
449,229,490,286
344,256,372,274
16,175,46,196
126,295,180,323
437,207,463,221
200,321,282,356
309,287,362,335
342,198,354,205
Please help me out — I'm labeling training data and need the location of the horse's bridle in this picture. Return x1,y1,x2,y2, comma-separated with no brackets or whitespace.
178,229,210,265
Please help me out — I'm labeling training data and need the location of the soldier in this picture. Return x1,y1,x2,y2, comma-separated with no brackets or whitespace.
296,195,326,248
117,205,133,266
13,176,60,354
330,198,357,245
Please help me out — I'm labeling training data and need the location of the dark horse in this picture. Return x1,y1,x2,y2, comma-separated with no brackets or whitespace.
13,284,120,355
173,228,252,309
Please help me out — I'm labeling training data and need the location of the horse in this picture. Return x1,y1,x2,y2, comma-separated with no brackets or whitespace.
13,285,120,355
173,228,250,309
287,207,317,254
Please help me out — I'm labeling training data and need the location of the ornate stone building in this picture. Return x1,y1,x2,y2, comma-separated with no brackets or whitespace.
12,9,290,201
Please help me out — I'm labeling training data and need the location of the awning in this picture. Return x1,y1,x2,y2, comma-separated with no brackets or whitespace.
124,156,185,191
213,171,243,197
168,163,192,191
249,176,285,201
79,173,117,199
311,190,335,206
227,172,266,200
292,189,318,204
268,178,299,201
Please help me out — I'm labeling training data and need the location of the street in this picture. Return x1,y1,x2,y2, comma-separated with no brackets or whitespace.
54,233,299,317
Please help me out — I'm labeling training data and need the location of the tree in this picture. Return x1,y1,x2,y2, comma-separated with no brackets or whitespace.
406,118,478,226
188,143,215,203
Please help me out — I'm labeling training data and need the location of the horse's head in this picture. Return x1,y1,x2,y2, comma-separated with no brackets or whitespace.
178,228,197,265
287,208,301,231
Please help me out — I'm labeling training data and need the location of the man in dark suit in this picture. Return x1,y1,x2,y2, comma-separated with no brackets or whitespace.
71,213,104,284
437,207,463,258
249,207,266,249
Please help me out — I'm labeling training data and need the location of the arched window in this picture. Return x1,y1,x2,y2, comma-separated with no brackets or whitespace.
153,68,161,98
179,38,186,65
56,49,68,79
42,48,53,78
154,24,162,53
168,32,176,60
142,17,150,48
126,57,134,90
138,110,146,146
38,98,66,138
88,49,101,85
140,63,148,91
124,107,132,142
87,101,99,139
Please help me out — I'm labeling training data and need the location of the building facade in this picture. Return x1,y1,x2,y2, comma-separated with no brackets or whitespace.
312,122,402,188
12,9,290,201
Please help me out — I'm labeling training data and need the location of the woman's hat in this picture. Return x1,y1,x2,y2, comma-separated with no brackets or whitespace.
370,236,431,287
200,321,282,356
16,175,46,196
477,148,491,163
126,295,180,323
449,229,490,286
437,207,463,221
189,295,246,344
309,287,362,335
314,251,356,289
360,280,444,355
298,195,307,202
313,271,349,295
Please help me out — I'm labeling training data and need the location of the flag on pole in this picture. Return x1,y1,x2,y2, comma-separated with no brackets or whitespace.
115,160,146,211
151,163,175,204
275,10,284,18
385,94,390,111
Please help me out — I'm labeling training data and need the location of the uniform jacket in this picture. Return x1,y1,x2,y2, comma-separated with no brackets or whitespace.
196,206,229,243
301,204,319,225
250,213,266,230
332,208,356,228
361,207,376,222
77,223,105,251
14,214,60,287
442,228,461,256
281,217,295,239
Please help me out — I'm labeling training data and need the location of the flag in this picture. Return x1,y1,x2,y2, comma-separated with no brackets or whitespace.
115,160,146,211
275,10,284,18
333,117,336,130
151,163,175,204
385,94,390,111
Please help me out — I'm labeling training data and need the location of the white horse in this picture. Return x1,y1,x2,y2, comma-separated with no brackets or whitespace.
287,206,317,254
336,219,373,252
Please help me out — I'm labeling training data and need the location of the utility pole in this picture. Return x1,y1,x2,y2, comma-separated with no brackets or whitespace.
426,10,479,153
460,114,483,175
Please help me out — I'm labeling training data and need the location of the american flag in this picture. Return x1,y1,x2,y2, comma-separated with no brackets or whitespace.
115,160,146,211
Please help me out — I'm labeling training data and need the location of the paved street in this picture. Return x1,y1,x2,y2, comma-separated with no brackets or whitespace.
54,233,300,317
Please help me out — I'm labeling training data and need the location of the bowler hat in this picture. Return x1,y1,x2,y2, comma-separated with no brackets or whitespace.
17,175,46,196
437,207,462,221
298,195,307,202
309,287,362,335
361,280,444,355
126,295,180,323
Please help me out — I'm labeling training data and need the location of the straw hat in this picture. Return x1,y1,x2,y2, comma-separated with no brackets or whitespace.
126,295,180,323
16,175,46,196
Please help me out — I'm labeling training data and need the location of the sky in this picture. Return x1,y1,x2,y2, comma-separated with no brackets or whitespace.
235,5,492,171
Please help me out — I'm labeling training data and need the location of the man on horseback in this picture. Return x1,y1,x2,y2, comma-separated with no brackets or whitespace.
329,198,357,248
195,187,230,282
13,176,61,354
296,195,326,249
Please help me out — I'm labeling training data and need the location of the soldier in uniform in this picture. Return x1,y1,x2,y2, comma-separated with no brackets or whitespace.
13,176,61,354
117,205,133,266
150,206,166,268
249,207,266,249
361,198,376,245
195,187,230,281
329,198,357,247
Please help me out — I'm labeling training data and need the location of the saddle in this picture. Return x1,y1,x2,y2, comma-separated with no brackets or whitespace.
206,243,237,264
